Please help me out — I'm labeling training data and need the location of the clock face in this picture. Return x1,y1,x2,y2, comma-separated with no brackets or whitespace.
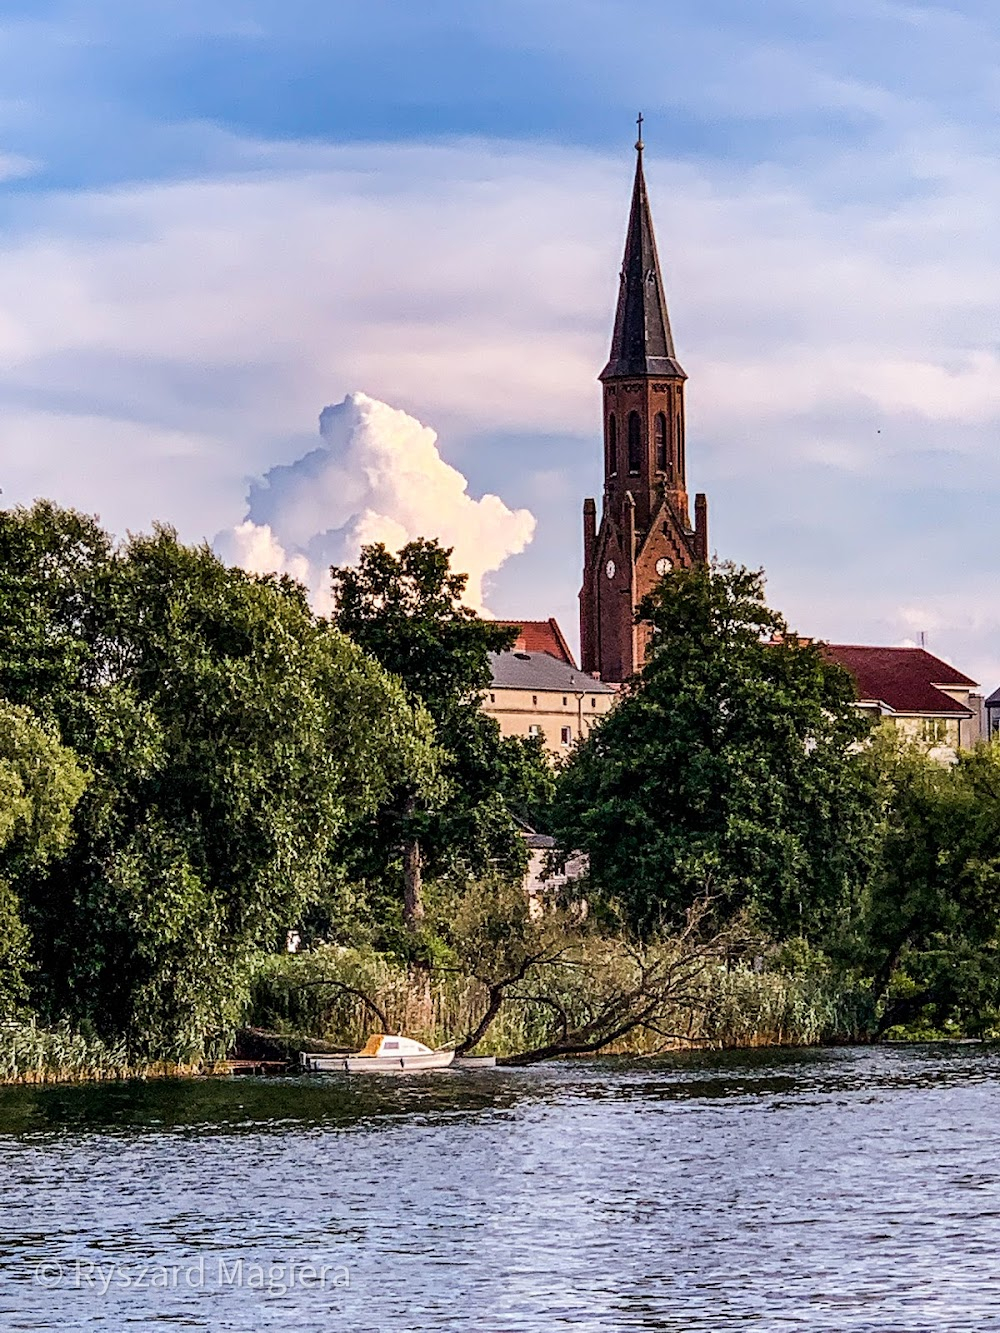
605,559,616,580
655,557,672,576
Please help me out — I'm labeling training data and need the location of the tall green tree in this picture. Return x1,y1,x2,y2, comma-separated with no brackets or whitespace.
329,539,553,936
548,562,875,937
0,503,435,1056
0,702,88,1014
854,736,1000,1034
0,499,112,726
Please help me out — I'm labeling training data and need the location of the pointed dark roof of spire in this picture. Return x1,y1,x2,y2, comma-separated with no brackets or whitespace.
600,136,686,381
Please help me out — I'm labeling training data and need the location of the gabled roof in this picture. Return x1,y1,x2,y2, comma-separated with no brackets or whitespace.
822,644,976,716
986,686,1000,707
600,139,685,382
494,619,575,666
489,650,616,695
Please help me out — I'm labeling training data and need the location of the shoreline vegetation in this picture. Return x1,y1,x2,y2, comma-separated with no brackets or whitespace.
0,1019,228,1085
0,926,985,1086
2,504,999,1086
243,943,877,1063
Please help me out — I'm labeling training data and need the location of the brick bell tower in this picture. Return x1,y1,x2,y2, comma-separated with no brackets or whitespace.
580,120,708,683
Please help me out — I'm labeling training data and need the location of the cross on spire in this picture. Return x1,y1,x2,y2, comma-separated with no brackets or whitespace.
635,112,644,152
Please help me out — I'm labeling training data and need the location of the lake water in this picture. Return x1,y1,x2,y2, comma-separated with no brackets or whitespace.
1,1045,999,1330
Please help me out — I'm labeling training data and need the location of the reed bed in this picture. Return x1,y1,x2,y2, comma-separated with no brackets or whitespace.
248,946,873,1057
0,1019,219,1085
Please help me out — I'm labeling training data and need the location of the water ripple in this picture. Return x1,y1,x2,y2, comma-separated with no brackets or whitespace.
0,1046,998,1329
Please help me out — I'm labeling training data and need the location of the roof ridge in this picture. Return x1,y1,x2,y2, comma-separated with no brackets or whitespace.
826,642,937,651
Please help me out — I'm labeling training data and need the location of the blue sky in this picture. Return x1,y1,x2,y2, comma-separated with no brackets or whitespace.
1,0,999,684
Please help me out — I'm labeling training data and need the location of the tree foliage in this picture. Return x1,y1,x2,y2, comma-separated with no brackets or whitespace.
5,496,1000,1061
0,503,435,1056
854,735,1000,1034
0,702,88,1015
329,540,554,936
549,562,876,937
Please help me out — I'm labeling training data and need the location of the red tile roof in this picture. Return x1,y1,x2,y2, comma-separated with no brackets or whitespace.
822,644,976,716
495,619,576,667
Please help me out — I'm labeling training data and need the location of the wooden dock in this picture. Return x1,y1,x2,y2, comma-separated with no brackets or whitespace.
224,1058,290,1076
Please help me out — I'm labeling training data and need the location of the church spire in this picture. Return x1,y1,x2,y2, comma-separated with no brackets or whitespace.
581,123,708,684
600,118,685,381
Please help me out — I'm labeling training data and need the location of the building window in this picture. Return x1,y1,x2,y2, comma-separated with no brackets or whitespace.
528,724,541,738
489,693,495,702
920,718,948,746
591,697,596,708
606,415,618,475
532,695,537,706
561,726,572,745
654,413,667,473
627,412,641,474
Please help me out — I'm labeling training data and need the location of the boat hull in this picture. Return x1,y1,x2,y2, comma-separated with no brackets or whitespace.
303,1050,456,1074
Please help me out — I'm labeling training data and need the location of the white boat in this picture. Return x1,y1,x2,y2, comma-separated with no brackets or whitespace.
302,1034,456,1074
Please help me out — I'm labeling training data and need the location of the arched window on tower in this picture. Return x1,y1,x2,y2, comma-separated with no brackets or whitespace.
627,411,641,474
654,413,667,473
606,414,618,475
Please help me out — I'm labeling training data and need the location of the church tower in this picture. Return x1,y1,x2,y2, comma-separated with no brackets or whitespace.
580,123,708,683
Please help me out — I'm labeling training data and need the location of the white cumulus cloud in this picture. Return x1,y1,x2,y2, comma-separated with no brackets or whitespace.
220,391,535,614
